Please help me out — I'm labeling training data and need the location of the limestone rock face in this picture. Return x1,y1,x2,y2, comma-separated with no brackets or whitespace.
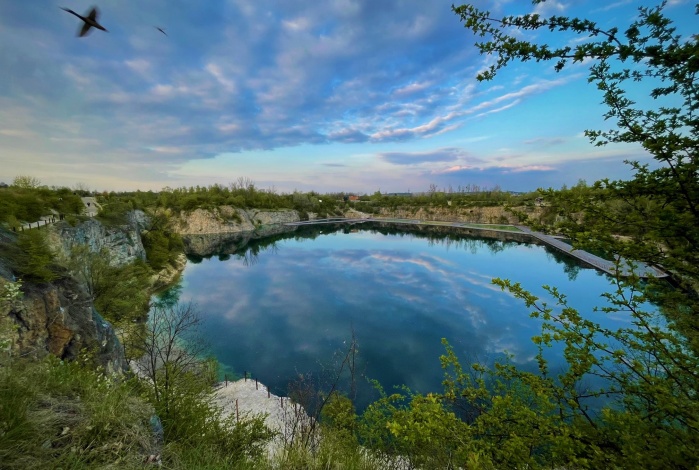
3,275,127,374
175,207,300,235
183,225,298,258
248,209,300,226
51,210,149,266
151,253,188,291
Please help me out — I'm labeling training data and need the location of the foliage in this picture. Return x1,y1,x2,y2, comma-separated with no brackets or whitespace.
321,392,357,437
0,183,83,227
132,301,208,434
356,384,476,470
269,428,376,470
0,278,23,309
62,244,112,300
275,331,361,457
141,213,184,270
12,230,59,283
0,292,272,469
11,175,42,189
452,0,699,287
162,412,272,469
386,393,472,469
96,196,133,226
0,356,154,469
443,1,699,467
93,261,152,338
0,279,22,354
60,244,151,331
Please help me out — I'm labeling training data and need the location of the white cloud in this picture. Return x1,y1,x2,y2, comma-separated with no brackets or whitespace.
533,0,568,15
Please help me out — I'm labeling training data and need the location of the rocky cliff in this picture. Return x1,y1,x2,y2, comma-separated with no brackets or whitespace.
174,207,300,235
183,225,298,258
49,210,149,266
0,212,154,373
0,274,127,374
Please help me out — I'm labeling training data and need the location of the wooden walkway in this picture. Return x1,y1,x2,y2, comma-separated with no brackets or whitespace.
515,226,667,279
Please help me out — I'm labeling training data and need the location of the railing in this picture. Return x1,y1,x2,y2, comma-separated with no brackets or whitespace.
11,216,59,232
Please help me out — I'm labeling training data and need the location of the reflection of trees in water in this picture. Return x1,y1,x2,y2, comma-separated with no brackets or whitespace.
425,235,507,254
235,241,279,267
153,279,183,308
190,221,584,269
544,248,585,281
361,223,523,255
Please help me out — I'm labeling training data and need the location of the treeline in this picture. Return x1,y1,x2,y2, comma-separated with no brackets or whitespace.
0,178,84,228
94,182,541,224
96,184,348,220
357,187,539,210
0,173,547,231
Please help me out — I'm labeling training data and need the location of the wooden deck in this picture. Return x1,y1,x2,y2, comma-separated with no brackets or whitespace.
515,226,667,279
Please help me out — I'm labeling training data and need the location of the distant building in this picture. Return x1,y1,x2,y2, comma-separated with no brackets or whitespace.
81,197,101,217
348,195,360,202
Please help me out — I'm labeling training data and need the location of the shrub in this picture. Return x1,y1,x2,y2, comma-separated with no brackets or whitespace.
12,229,59,283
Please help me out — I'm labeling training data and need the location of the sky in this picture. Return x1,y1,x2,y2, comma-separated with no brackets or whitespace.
0,0,695,194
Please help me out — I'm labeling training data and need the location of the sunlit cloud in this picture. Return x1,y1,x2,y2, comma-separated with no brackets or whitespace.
533,0,568,15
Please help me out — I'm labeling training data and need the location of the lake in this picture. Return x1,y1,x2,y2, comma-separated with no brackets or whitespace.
164,223,635,410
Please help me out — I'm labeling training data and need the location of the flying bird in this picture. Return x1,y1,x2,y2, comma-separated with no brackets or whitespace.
155,26,168,36
61,6,108,37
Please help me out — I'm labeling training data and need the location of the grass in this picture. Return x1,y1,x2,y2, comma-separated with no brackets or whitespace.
0,355,154,469
0,353,296,469
0,352,403,469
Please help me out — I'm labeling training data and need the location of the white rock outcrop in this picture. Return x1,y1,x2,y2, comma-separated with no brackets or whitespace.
175,207,300,235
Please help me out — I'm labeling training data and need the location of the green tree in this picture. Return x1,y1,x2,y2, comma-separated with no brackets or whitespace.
63,244,111,301
93,261,151,326
61,244,151,329
141,213,184,271
11,176,42,189
443,1,699,468
13,230,59,283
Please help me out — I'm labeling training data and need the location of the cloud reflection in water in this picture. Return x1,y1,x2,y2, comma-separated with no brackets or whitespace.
175,227,628,409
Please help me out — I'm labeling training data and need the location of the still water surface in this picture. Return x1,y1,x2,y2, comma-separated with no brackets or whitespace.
169,225,633,409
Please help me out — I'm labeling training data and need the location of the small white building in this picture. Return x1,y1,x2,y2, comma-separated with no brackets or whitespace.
81,197,101,217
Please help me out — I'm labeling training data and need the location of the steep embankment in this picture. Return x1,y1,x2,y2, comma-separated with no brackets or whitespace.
0,274,128,374
48,210,149,266
174,207,300,235
0,210,180,373
173,207,301,257
170,205,547,257
172,205,544,235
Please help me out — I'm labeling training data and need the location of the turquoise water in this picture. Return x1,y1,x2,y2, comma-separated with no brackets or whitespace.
169,224,635,410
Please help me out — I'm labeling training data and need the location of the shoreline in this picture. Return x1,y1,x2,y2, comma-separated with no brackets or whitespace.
212,378,310,457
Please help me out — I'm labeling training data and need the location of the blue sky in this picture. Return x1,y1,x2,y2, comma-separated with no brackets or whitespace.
0,0,695,193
